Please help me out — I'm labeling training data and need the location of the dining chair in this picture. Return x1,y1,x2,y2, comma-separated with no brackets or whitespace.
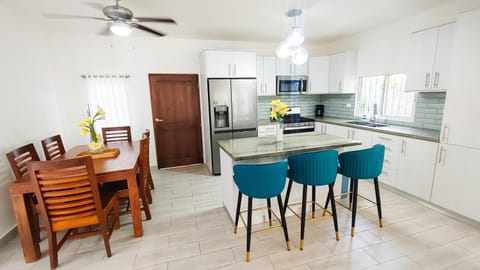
27,156,119,269
41,134,66,160
143,129,155,192
233,160,290,262
283,150,340,250
324,144,385,237
103,133,152,220
102,126,132,143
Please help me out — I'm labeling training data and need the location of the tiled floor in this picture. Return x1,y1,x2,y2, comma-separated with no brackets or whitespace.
1,164,480,269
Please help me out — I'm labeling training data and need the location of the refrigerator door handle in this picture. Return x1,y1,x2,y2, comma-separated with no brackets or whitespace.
232,128,257,133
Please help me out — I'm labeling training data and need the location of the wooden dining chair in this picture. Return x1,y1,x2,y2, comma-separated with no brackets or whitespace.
27,157,119,269
102,126,132,143
103,134,152,220
41,135,66,160
143,129,155,200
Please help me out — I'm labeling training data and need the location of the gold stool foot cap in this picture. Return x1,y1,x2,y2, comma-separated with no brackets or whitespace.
379,218,383,228
335,231,340,241
351,227,355,237
287,241,291,251
300,239,304,250
349,202,352,209
246,251,250,262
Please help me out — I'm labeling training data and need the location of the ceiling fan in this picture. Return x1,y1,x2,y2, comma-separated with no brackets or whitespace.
45,0,176,37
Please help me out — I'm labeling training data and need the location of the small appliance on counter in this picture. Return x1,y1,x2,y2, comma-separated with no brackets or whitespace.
315,105,324,117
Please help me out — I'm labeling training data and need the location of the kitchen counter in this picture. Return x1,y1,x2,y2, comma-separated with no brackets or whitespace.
218,133,361,161
314,117,440,142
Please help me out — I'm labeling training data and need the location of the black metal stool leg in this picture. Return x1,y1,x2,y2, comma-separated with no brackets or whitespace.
312,186,316,218
349,177,354,209
300,184,307,250
234,191,242,233
323,189,330,216
329,183,339,241
351,179,359,237
246,196,253,262
276,195,291,251
283,179,293,215
374,177,383,227
267,198,272,226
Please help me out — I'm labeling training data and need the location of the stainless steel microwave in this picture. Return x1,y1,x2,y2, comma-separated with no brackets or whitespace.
276,75,308,95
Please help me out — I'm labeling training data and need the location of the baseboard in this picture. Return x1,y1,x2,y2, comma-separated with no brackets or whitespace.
0,226,18,248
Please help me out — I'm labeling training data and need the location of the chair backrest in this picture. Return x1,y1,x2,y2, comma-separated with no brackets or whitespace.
41,135,66,160
288,150,338,186
233,159,288,199
142,129,151,166
6,143,40,178
138,134,149,194
338,144,385,179
27,157,106,232
102,126,132,143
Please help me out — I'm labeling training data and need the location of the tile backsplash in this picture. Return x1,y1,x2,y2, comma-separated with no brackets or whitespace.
257,92,446,130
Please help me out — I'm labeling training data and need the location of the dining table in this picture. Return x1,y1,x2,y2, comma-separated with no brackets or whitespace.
9,141,143,263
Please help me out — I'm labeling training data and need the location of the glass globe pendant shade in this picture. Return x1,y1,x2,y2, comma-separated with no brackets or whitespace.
276,40,292,58
291,46,309,65
286,27,305,47
110,21,132,36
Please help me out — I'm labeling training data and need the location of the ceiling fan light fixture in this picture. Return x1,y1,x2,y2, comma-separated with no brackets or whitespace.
276,40,292,58
291,46,309,65
110,21,132,36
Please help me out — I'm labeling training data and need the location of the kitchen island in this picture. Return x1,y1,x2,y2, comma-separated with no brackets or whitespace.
218,132,361,224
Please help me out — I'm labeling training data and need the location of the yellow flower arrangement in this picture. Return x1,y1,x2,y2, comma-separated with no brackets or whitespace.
270,99,289,122
78,105,106,152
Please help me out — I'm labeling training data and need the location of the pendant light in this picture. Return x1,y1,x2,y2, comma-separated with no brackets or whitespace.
276,2,308,64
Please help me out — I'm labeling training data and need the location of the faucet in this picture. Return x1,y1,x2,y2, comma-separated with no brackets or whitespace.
370,104,378,123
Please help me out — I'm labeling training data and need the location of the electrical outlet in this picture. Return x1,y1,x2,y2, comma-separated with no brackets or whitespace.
346,103,352,108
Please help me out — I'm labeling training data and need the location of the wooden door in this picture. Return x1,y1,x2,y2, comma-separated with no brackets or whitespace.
149,74,203,168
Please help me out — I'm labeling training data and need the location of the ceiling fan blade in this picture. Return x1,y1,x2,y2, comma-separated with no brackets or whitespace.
135,17,176,24
82,1,105,11
133,23,166,36
43,14,108,21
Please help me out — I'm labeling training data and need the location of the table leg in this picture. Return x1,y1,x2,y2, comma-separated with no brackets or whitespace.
10,193,41,262
127,172,143,237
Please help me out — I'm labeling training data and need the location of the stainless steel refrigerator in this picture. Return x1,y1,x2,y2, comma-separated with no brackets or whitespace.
208,78,258,175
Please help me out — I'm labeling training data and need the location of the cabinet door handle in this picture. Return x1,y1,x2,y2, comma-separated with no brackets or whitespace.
438,147,446,165
434,72,440,88
264,83,267,94
347,129,350,139
378,136,393,142
338,81,342,91
425,72,431,88
351,129,355,139
228,64,231,76
401,140,406,155
441,124,449,143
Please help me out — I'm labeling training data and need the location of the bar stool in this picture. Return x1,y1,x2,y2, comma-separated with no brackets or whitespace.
233,160,291,262
326,144,385,237
283,150,340,250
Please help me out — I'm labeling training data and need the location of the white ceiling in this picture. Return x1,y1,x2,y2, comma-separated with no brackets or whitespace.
2,0,452,43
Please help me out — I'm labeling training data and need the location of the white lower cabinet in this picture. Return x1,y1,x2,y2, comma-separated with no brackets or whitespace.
372,133,402,187
258,124,277,137
431,144,480,222
396,138,438,201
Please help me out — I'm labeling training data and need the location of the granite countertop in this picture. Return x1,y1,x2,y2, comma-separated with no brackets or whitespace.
314,117,440,142
218,133,361,161
257,118,440,142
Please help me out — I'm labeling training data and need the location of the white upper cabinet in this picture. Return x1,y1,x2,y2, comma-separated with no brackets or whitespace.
405,23,455,92
328,51,358,94
256,56,276,96
203,50,256,78
440,10,480,149
308,56,329,94
276,57,308,76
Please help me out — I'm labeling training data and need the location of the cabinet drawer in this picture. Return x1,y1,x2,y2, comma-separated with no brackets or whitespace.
258,125,277,137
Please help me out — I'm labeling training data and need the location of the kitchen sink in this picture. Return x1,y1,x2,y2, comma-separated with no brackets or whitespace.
346,121,388,128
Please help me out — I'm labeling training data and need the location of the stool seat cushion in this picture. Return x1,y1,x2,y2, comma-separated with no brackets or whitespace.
233,160,288,199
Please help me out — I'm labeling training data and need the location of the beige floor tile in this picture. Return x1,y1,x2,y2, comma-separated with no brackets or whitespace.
213,255,275,270
133,242,200,269
308,249,378,270
408,243,475,270
410,224,475,248
363,236,430,263
442,254,480,270
268,242,333,270
168,249,236,270
364,257,422,270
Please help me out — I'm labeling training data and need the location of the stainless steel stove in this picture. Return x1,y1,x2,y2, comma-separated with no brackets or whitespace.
282,107,315,134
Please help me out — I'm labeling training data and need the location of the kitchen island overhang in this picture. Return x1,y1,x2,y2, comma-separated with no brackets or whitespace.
217,133,362,224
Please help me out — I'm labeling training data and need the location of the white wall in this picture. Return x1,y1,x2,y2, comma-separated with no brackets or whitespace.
0,6,61,238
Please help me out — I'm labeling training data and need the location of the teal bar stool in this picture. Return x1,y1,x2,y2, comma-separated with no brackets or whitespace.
283,150,339,250
325,144,385,237
233,160,291,262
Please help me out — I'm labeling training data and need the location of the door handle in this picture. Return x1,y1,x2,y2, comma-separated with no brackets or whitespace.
155,118,164,123
441,124,449,143
425,72,430,88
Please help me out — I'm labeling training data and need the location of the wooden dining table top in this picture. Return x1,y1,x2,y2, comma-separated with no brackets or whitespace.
9,141,140,194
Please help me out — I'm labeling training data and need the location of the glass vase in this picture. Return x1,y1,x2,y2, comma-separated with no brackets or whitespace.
88,139,105,154
276,121,284,142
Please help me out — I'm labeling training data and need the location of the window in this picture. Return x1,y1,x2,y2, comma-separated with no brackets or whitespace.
84,75,131,129
355,73,415,121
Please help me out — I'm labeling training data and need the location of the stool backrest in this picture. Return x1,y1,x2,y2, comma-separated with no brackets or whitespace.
338,144,385,179
233,160,288,199
287,150,338,186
